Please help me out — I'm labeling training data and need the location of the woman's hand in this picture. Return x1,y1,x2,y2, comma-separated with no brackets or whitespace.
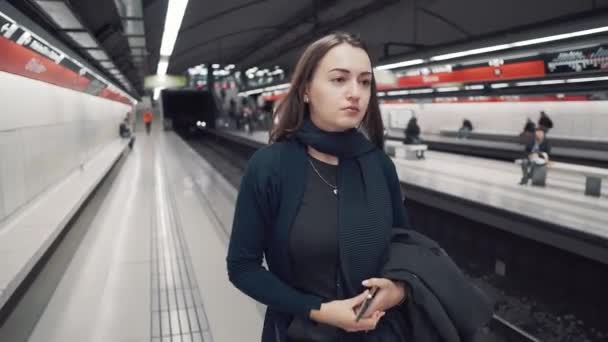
309,290,386,332
359,278,407,318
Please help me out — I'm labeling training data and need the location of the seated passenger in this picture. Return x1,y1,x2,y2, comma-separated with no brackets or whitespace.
403,116,421,144
537,110,553,133
519,118,536,145
519,128,551,185
403,116,425,159
457,119,473,139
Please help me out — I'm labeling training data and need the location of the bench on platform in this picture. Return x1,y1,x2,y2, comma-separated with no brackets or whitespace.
551,162,608,197
515,158,608,197
385,141,428,160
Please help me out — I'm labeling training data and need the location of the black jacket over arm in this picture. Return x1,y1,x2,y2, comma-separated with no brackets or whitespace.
382,229,493,342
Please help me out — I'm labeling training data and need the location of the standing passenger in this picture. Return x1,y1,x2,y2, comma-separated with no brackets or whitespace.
227,32,491,342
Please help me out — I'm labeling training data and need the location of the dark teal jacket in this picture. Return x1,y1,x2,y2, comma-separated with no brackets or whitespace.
226,138,409,342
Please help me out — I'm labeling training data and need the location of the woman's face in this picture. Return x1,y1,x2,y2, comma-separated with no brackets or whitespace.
305,43,373,132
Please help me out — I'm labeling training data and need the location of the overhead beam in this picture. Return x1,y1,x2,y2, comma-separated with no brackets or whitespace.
173,25,279,61
180,0,269,34
228,0,339,64
242,0,400,68
383,42,426,59
417,7,471,38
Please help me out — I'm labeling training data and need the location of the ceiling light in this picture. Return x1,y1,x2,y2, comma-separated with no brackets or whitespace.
409,88,434,94
157,59,168,76
512,26,608,47
431,26,608,62
377,92,386,97
154,87,164,100
376,59,425,70
436,87,460,92
539,80,566,85
516,81,540,86
212,64,220,69
387,90,410,96
66,31,98,48
465,84,484,90
491,83,509,89
244,89,264,96
36,1,83,29
566,76,608,83
159,0,189,56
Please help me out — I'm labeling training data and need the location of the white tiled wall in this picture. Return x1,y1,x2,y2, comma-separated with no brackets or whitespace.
0,71,131,223
381,101,608,139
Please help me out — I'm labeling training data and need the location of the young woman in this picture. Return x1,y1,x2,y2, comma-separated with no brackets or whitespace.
227,32,410,342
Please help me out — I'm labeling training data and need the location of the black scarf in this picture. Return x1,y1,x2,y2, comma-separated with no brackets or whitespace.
295,119,393,298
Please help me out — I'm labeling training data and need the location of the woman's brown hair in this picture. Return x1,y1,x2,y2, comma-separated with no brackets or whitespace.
269,32,384,149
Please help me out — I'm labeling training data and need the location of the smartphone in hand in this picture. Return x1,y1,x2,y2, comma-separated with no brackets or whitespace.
355,287,378,322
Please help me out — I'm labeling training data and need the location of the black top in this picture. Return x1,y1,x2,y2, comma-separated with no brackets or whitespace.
405,119,420,139
525,139,551,155
289,157,339,301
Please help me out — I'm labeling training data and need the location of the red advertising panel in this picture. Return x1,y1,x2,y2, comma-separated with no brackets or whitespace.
395,61,546,88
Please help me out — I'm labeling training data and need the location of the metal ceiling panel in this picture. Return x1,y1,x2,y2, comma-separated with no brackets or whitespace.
128,36,146,47
35,0,83,29
123,19,144,35
86,49,109,60
66,31,98,48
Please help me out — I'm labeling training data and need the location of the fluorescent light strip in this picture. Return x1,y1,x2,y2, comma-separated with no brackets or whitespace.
159,0,189,56
0,10,134,102
539,80,566,85
436,87,460,92
377,92,386,97
153,87,164,100
387,90,410,96
516,81,540,87
491,83,510,89
375,59,425,71
512,26,608,47
157,59,168,76
263,83,290,91
465,84,484,90
431,25,608,61
409,88,434,94
566,76,608,83
516,80,567,87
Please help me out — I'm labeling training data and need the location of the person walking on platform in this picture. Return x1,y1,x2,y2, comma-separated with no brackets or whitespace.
227,32,491,342
143,110,153,135
520,128,551,186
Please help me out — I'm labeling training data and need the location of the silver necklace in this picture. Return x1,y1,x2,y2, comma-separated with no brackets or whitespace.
308,158,338,196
